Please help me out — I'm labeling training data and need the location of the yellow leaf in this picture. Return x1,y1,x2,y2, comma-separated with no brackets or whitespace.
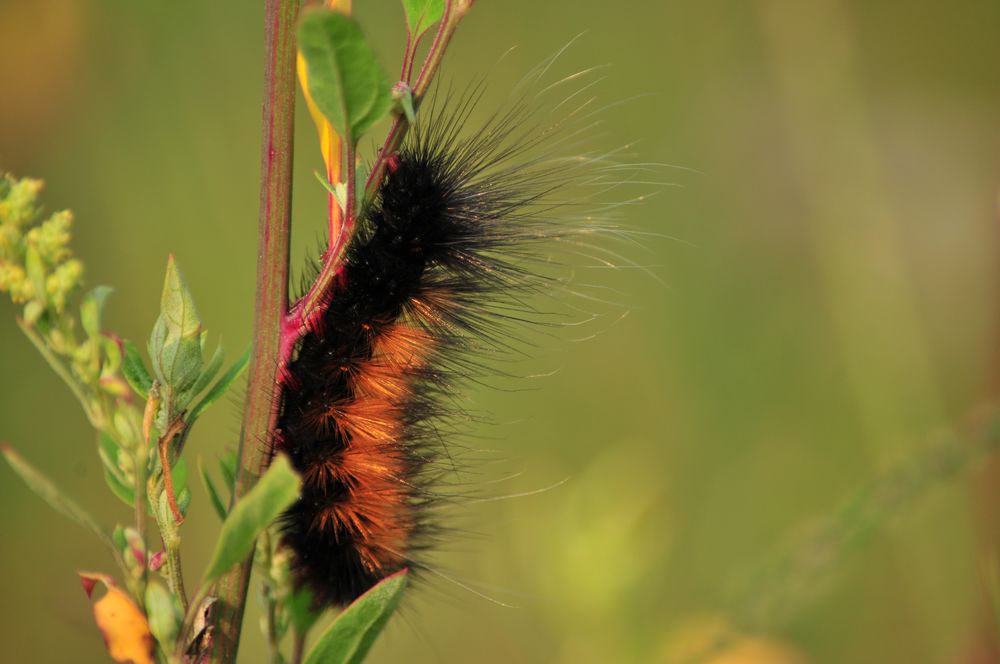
297,0,350,183
80,573,155,664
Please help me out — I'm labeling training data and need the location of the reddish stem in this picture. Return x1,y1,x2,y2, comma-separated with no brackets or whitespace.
283,0,470,357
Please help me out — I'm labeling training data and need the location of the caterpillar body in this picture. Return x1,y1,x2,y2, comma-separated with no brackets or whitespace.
276,81,625,607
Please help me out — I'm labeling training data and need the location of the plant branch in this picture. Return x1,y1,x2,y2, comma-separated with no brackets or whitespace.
285,0,471,348
206,0,299,661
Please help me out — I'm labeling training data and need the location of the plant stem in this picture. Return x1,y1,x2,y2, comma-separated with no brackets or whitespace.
206,0,299,661
291,631,306,664
288,0,470,342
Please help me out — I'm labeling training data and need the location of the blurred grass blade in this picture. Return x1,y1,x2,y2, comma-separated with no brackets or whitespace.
201,455,300,583
198,456,228,521
1,443,115,553
303,570,408,664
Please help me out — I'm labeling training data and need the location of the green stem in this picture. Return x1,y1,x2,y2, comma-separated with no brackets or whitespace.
206,0,299,661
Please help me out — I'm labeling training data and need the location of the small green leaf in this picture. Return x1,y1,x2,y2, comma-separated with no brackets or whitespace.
198,456,228,521
122,340,153,398
81,286,113,338
201,455,300,583
394,84,417,124
219,450,237,493
402,0,444,41
98,432,135,506
145,581,182,652
172,457,191,516
287,586,323,636
1,444,115,552
189,344,224,399
149,256,203,401
303,571,408,664
298,10,392,145
187,345,250,425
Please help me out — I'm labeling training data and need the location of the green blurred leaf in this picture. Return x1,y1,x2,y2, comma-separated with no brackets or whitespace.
1,444,114,552
198,456,228,521
288,585,322,637
187,345,250,425
122,340,153,398
402,0,444,41
98,432,135,506
201,455,300,583
303,571,408,664
171,457,191,516
298,10,392,145
81,285,113,338
219,451,237,494
145,581,182,652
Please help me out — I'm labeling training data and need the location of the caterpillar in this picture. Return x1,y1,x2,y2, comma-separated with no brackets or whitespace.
276,74,630,608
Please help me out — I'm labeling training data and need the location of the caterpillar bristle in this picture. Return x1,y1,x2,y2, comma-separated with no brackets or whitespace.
276,63,645,608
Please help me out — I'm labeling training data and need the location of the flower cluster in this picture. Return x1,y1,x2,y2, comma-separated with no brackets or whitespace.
0,174,83,323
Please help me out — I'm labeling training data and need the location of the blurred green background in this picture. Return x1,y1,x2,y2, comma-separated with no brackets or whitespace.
3,1,1000,662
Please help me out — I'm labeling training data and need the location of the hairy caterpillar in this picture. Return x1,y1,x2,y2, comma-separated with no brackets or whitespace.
276,69,634,608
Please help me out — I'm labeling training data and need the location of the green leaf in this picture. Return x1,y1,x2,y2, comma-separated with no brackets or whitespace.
1,444,115,552
122,340,153,398
298,10,392,145
81,286,113,338
402,0,444,41
303,571,408,664
172,457,191,516
287,586,323,636
189,344,225,399
145,580,182,652
98,432,135,506
219,451,237,493
148,256,203,401
198,456,228,520
201,455,300,583
187,345,250,425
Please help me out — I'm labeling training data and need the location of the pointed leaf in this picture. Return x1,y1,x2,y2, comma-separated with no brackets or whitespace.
303,570,408,664
122,340,152,398
81,286,114,338
402,0,444,41
79,574,156,664
219,450,237,493
201,455,300,583
298,10,392,145
2,444,114,552
189,343,225,399
198,456,228,520
148,256,203,399
187,345,250,425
